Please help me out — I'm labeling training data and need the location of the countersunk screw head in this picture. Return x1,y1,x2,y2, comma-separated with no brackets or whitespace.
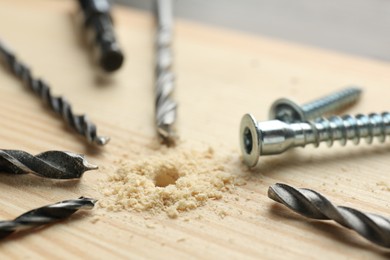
240,113,262,167
269,98,304,123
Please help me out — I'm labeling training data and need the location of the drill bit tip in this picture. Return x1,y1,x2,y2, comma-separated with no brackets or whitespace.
0,40,110,146
0,150,98,179
95,136,110,146
0,196,96,239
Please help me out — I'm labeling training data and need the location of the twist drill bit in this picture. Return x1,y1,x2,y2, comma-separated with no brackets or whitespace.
0,197,96,239
268,183,390,248
0,150,97,179
77,0,124,72
154,0,178,146
0,40,109,146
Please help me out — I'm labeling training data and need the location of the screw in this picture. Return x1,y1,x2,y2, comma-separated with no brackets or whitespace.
269,87,362,123
240,112,390,167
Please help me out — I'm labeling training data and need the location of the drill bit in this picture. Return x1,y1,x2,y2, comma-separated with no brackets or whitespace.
154,0,178,146
0,197,96,239
0,40,109,146
77,0,124,72
0,149,97,179
268,183,390,248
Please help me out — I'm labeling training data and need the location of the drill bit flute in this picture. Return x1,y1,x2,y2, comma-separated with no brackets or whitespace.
0,149,97,179
154,0,177,146
268,183,390,248
0,197,96,239
0,40,109,146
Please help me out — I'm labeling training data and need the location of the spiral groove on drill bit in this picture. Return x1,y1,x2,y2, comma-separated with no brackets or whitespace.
0,149,97,179
310,112,390,147
0,197,96,239
268,183,390,248
154,0,177,145
0,40,109,146
302,87,362,120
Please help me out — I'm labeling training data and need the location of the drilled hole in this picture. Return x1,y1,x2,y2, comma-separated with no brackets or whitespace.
154,166,179,187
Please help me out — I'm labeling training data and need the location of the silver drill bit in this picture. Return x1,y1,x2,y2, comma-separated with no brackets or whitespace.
0,150,97,179
0,40,109,146
269,87,362,123
0,197,96,239
240,112,390,167
154,0,177,146
268,183,390,248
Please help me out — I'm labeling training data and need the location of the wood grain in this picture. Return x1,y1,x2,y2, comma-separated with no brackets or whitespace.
0,0,389,258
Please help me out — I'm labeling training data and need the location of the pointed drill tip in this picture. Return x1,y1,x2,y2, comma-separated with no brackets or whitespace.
267,183,286,203
160,134,176,147
78,196,98,207
157,125,177,146
268,184,277,200
84,161,98,171
95,136,110,146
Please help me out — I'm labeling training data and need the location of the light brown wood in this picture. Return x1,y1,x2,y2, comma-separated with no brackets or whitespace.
0,0,389,258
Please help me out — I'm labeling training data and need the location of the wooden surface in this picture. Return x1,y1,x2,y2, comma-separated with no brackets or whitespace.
0,0,390,258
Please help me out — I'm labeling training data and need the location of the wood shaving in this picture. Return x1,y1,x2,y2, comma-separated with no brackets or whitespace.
98,146,245,218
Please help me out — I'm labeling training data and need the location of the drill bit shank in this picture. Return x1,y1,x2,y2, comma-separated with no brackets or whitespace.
0,40,109,146
0,150,97,179
268,183,390,248
0,197,96,239
77,0,124,72
154,0,177,145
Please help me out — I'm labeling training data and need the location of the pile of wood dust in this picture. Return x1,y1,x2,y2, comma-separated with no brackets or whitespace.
98,147,245,218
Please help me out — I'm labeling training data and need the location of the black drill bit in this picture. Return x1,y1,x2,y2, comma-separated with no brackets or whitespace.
0,149,97,179
0,197,96,239
268,183,390,248
154,0,177,146
77,0,124,72
0,40,109,146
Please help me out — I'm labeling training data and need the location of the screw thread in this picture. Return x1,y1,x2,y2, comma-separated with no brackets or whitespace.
296,112,390,148
302,87,362,119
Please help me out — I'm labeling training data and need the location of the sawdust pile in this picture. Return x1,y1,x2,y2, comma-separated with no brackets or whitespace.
98,147,246,218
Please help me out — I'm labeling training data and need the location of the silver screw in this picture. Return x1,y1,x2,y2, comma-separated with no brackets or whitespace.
240,112,390,167
269,87,362,123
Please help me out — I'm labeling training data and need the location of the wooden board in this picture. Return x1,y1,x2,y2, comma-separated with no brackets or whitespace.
0,0,389,258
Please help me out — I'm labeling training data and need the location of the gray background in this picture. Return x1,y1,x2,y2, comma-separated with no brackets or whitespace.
114,0,390,61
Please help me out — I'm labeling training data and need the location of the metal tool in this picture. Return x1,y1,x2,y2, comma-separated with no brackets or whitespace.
0,150,97,179
0,197,96,239
269,87,362,123
240,112,390,167
77,0,124,72
0,40,109,146
268,183,390,248
154,0,177,146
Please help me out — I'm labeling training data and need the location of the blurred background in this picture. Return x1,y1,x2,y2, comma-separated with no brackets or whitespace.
114,0,390,61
